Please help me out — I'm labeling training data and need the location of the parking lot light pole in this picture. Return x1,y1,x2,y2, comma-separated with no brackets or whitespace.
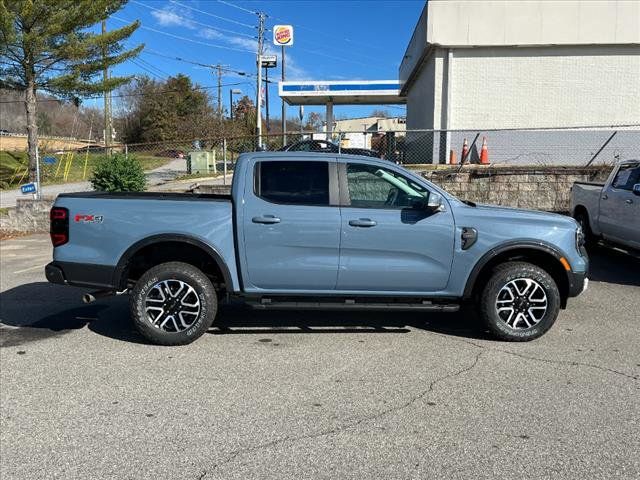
229,89,242,120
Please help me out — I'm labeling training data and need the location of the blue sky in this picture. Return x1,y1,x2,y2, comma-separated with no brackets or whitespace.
108,0,424,120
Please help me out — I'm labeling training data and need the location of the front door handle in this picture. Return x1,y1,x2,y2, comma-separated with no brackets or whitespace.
602,194,608,200
349,218,377,228
252,215,281,224
626,199,633,204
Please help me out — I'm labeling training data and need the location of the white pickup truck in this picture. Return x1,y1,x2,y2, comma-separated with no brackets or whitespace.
571,159,640,250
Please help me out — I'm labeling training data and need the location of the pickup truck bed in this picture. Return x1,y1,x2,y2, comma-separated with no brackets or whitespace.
48,191,239,291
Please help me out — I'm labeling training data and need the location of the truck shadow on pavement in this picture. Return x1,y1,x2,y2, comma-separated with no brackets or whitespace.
0,283,488,345
0,247,637,347
586,245,640,286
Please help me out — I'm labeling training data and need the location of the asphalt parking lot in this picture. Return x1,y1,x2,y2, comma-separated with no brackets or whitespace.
1,234,639,479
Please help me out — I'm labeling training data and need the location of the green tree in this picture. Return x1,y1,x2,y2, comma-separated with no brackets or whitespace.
36,110,50,134
0,1,142,181
90,154,146,192
119,74,214,143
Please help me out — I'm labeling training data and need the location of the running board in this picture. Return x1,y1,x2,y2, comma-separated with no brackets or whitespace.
249,299,460,312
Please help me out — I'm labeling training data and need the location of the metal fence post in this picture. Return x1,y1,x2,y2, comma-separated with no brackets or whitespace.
34,145,41,200
223,138,227,186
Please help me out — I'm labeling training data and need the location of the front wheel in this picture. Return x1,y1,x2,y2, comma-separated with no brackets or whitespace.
479,262,561,341
130,261,217,346
574,210,596,248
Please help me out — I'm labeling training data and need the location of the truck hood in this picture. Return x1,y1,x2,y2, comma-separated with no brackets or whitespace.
451,200,578,236
474,203,571,221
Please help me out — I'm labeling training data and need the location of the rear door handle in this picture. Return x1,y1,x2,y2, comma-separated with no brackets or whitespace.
602,194,608,200
252,215,281,224
626,199,633,204
349,218,377,228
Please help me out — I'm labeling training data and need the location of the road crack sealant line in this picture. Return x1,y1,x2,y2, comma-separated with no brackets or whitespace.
207,350,485,474
427,331,638,381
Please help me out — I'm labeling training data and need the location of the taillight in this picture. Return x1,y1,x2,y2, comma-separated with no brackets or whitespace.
50,207,69,247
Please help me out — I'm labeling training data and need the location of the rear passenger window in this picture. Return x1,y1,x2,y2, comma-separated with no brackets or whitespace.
256,161,329,206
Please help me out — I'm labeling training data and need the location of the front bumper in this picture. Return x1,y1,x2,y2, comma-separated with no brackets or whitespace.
567,270,588,297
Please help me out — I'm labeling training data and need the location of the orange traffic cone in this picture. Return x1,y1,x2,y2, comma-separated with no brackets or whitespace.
449,149,457,165
480,136,490,164
461,138,469,163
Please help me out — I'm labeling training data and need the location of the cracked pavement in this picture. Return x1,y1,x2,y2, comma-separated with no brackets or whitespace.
1,235,639,479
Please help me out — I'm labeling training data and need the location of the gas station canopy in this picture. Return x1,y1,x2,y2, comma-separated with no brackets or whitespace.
278,80,406,106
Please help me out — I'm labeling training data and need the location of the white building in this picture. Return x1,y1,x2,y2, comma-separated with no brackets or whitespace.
322,116,406,149
401,0,640,163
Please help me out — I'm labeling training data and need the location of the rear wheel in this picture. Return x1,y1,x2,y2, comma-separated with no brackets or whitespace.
130,261,217,346
479,261,560,341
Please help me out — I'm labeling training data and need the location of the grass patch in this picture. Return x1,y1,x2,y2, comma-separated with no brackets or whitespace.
0,207,10,216
0,151,171,189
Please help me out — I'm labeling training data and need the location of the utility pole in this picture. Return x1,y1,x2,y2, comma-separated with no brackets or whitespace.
102,20,112,153
264,67,270,133
216,64,222,118
255,12,266,149
281,45,286,146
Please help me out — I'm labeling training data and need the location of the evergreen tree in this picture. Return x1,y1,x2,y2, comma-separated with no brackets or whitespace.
0,0,142,181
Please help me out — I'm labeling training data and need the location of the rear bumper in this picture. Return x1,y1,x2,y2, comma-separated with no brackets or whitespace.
45,261,116,289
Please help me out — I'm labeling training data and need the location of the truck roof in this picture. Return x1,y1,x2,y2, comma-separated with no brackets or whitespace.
236,150,392,166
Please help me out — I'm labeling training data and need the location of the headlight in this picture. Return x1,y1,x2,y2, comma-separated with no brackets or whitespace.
576,226,585,254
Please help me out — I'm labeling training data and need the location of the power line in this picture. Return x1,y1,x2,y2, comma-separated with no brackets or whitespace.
130,0,257,40
216,0,258,15
169,0,257,30
131,58,168,80
140,49,258,79
111,16,255,54
123,6,381,72
266,15,393,54
0,82,251,104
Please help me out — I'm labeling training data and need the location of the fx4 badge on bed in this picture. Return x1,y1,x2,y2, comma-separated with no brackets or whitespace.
74,214,104,223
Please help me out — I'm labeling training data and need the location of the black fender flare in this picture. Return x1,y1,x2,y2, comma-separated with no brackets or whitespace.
462,240,572,299
112,233,234,291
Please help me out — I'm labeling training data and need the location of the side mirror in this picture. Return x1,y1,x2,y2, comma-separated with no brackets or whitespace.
633,184,640,196
427,192,444,212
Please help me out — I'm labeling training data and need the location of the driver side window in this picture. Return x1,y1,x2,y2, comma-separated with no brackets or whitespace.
346,163,428,209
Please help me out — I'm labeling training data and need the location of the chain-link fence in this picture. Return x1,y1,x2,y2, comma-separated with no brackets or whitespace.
1,125,638,189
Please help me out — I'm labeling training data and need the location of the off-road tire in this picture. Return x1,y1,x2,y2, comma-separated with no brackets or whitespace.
479,261,561,341
130,262,217,346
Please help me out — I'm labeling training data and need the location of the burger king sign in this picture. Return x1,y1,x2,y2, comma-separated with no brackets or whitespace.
273,25,294,46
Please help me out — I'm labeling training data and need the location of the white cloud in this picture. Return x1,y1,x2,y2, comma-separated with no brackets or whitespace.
150,9,187,27
150,6,256,53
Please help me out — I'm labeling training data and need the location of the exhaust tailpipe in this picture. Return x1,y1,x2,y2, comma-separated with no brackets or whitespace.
82,290,114,304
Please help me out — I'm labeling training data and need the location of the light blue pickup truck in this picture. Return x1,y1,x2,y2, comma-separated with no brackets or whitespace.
46,152,588,345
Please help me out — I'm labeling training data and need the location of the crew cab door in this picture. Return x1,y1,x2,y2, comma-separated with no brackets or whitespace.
336,161,455,293
599,162,640,248
241,159,341,291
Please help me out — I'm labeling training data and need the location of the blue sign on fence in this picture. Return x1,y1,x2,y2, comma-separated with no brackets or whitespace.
43,156,57,164
21,183,37,194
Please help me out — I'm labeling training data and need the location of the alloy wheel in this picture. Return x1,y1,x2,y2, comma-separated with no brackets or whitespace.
144,279,201,333
495,278,548,329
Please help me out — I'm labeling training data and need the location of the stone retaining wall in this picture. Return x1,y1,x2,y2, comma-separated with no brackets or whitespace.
421,165,612,212
0,197,55,235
